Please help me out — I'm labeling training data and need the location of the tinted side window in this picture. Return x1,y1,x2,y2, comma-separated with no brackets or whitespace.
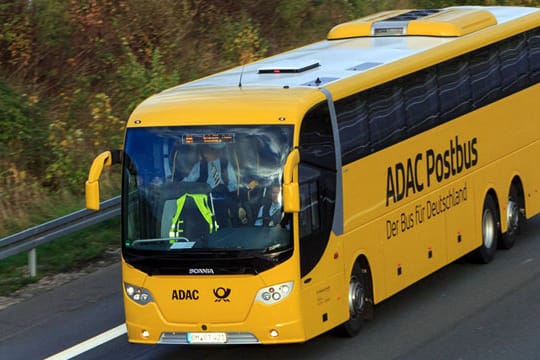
402,67,439,136
469,45,501,108
437,56,472,123
366,83,406,153
299,172,321,239
528,27,540,83
335,94,370,164
299,103,336,170
499,34,529,96
333,28,538,166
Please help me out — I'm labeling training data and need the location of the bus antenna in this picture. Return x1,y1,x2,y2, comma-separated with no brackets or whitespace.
238,65,245,88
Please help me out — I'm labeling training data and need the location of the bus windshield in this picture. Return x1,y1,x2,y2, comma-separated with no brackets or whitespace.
122,125,294,274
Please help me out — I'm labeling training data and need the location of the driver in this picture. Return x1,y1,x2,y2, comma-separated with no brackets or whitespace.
183,144,247,226
183,144,237,193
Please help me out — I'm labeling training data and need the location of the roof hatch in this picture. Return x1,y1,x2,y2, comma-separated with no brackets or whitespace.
327,8,497,39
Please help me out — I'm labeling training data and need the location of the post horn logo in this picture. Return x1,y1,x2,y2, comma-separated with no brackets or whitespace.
213,287,231,302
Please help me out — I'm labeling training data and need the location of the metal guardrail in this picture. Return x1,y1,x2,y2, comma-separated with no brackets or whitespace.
0,196,121,277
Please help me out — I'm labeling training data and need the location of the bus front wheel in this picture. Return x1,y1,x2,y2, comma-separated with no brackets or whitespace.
335,261,372,337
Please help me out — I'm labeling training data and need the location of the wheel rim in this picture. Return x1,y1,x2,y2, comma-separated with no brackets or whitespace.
348,275,365,319
506,199,519,236
482,208,495,249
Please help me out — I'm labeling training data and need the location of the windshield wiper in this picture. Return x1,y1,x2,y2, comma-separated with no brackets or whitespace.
131,238,171,247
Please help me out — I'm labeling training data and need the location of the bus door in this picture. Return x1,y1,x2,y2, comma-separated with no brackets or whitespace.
296,102,348,337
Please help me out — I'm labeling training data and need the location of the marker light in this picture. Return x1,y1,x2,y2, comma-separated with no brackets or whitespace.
141,330,150,339
124,282,154,305
255,281,293,305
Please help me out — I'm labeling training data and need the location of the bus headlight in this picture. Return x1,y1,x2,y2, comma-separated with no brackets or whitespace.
255,281,293,305
124,282,154,305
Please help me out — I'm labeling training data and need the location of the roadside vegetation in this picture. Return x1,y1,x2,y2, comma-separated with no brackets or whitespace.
1,0,538,295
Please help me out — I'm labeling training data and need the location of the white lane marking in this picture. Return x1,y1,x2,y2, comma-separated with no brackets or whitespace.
44,323,127,360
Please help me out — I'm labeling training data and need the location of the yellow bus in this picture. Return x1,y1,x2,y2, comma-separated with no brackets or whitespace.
86,6,540,344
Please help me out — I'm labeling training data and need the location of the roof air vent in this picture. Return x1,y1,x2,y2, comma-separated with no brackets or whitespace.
258,60,320,74
347,62,382,72
384,9,441,22
372,9,440,36
327,8,497,39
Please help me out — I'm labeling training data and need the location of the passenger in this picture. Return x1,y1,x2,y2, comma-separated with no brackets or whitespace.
254,183,287,228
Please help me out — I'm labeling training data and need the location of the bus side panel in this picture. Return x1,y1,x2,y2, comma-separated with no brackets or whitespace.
520,142,540,219
443,179,478,264
299,234,349,340
503,87,540,219
341,83,540,303
381,208,441,298
466,84,540,231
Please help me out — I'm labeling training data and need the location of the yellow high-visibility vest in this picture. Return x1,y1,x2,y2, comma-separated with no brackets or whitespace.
169,193,216,238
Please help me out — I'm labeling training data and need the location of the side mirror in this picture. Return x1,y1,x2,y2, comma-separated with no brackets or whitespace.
85,150,122,210
282,149,300,213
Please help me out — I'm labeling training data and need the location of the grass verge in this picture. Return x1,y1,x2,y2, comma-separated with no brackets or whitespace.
0,217,120,296
0,173,121,296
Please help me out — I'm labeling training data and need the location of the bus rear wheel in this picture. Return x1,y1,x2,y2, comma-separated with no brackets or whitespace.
335,261,372,337
468,194,499,264
500,184,524,249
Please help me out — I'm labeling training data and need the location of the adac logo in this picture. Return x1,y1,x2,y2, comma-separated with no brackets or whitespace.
213,287,231,302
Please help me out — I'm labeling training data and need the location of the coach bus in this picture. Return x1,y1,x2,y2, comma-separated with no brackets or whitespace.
85,6,540,344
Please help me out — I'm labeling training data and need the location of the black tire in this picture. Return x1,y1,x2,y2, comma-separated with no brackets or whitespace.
468,194,499,264
334,262,372,337
499,184,524,249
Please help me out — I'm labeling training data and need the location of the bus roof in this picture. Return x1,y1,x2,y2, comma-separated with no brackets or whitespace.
129,86,324,127
130,6,539,126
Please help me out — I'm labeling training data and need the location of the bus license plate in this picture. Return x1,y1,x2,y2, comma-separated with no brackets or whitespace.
187,332,227,344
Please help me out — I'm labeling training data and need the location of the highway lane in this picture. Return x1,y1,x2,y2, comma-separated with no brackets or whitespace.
2,215,540,360
0,262,124,360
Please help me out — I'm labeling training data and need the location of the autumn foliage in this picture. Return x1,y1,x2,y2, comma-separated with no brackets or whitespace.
0,0,538,228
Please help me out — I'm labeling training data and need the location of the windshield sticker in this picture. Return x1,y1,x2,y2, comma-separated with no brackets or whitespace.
170,241,196,249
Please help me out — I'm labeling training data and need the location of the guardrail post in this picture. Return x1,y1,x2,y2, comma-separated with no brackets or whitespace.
28,248,37,277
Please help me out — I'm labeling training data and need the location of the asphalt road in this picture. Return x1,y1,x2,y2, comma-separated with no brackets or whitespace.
1,215,540,360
